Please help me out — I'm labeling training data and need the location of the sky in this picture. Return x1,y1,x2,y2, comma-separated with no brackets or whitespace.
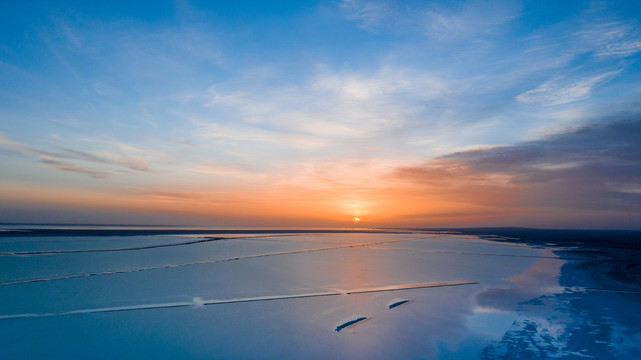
1,0,640,229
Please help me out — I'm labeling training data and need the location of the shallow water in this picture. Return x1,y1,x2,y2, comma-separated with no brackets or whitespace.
0,230,639,359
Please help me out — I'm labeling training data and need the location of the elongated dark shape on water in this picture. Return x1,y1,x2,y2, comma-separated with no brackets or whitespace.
0,237,226,255
388,300,410,309
335,317,368,332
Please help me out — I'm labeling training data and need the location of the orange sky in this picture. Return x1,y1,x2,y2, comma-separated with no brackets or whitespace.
4,156,637,228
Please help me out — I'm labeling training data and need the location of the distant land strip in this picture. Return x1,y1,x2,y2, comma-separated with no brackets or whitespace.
0,228,415,237
2,226,639,250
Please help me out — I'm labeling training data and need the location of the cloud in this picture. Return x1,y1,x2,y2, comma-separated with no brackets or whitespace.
334,2,639,151
341,0,520,39
206,66,453,136
381,116,641,227
383,159,523,221
515,70,622,106
196,121,328,151
443,118,641,171
423,0,521,40
40,158,113,179
51,145,149,172
598,40,641,57
438,117,641,212
196,65,458,165
126,188,203,201
502,12,640,114
0,133,151,178
389,159,514,188
340,0,393,30
574,19,641,58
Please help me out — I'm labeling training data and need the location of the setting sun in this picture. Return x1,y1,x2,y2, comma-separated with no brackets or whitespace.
353,217,360,223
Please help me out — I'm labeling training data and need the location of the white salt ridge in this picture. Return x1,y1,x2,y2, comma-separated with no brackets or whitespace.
0,281,478,320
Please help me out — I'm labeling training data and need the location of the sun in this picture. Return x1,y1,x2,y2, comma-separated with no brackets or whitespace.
353,217,361,223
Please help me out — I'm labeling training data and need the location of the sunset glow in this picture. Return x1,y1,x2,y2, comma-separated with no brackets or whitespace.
1,1,640,229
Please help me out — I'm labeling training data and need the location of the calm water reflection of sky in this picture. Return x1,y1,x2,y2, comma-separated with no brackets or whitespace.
0,231,639,359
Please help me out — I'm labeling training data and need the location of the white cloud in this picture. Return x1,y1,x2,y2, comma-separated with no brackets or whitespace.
340,0,392,30
0,133,153,178
515,70,622,106
424,0,520,40
571,18,641,58
312,69,418,100
598,40,641,57
201,66,455,150
341,0,521,39
196,121,328,149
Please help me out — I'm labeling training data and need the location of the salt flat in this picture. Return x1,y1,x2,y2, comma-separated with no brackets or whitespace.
0,228,639,359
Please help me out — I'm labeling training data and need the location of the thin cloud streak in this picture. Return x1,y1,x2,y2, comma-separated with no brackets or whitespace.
40,158,113,179
0,133,151,178
516,70,622,106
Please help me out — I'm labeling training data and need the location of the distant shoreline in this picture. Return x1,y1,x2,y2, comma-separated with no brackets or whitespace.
0,227,410,237
1,225,639,249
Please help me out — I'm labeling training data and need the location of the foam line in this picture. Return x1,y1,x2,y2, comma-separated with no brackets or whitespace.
0,280,477,320
0,236,441,286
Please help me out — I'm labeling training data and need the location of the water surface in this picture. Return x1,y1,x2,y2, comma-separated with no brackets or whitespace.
0,228,639,358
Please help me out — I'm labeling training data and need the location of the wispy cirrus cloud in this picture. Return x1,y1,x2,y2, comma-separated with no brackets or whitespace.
340,0,393,30
574,19,641,58
598,40,641,57
198,65,456,162
423,0,521,40
341,0,521,39
40,158,113,179
0,133,151,178
195,121,328,151
515,70,622,106
507,13,640,105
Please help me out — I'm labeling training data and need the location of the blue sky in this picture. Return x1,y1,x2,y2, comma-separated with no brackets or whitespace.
1,0,640,228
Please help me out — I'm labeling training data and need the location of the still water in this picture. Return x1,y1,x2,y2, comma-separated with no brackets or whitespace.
0,230,639,359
